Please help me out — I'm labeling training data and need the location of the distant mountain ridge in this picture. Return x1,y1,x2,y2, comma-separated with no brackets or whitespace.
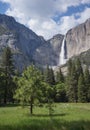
0,14,90,71
0,14,46,71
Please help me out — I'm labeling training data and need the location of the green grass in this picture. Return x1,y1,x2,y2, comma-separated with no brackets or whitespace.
0,103,90,130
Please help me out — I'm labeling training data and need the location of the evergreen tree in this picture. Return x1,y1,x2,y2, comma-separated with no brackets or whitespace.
44,65,50,84
44,66,55,85
66,59,73,102
76,58,83,78
84,66,90,102
56,68,64,83
49,68,55,85
66,58,85,102
66,63,78,102
67,59,73,76
55,68,66,102
88,86,90,102
44,66,56,101
55,82,66,102
0,68,5,104
78,74,86,102
2,47,14,104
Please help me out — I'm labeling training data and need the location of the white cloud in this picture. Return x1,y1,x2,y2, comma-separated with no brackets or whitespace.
28,18,59,38
76,8,90,23
0,0,90,39
58,16,78,33
58,7,90,34
81,0,90,4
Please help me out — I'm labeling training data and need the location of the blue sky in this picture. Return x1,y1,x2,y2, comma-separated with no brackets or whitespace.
52,4,90,21
0,2,9,14
0,0,90,39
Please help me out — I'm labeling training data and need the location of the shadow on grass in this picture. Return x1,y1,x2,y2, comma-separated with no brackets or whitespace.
0,119,90,130
30,113,67,117
0,104,19,107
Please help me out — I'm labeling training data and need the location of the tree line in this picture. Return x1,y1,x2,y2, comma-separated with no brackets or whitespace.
0,47,90,114
66,59,90,102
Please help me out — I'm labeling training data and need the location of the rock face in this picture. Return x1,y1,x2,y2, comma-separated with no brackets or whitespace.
66,18,90,59
0,14,46,71
48,34,64,65
0,14,63,71
0,14,90,71
33,34,64,66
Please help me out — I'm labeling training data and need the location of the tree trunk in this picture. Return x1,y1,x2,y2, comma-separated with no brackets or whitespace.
4,78,8,104
30,103,33,115
4,87,7,104
30,96,33,115
4,67,8,104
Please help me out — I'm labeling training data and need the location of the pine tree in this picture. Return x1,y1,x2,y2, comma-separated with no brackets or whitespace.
44,66,55,101
88,86,90,102
84,66,90,102
66,62,78,102
56,68,64,83
76,58,83,78
67,59,73,76
0,68,5,104
2,47,14,104
78,74,86,102
49,68,55,85
66,59,73,102
44,66,55,85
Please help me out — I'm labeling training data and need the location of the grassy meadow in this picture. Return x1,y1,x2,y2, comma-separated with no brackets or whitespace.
0,103,90,130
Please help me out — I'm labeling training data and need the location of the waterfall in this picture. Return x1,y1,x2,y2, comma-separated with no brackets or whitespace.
58,36,67,65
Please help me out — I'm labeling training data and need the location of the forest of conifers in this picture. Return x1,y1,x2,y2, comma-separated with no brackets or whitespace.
0,47,90,114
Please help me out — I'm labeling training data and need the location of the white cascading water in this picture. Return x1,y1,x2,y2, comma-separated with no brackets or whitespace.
58,36,66,65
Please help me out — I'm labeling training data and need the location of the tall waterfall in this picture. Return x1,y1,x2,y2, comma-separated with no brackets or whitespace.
58,36,67,65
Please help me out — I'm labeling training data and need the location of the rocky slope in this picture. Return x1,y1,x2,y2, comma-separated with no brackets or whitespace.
0,14,45,71
0,14,63,71
66,18,90,59
0,14,90,71
33,34,64,66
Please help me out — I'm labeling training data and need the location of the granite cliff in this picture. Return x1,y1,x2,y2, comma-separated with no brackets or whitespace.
0,14,63,71
0,14,90,71
66,18,90,59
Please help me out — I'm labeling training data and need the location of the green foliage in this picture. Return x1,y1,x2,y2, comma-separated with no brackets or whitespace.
46,99,54,116
0,69,5,104
76,58,83,77
43,66,56,102
78,74,86,102
41,82,54,101
44,66,55,85
67,59,73,76
84,66,90,102
56,68,64,83
55,82,66,102
14,65,43,114
88,88,90,102
0,47,15,104
66,60,78,102
14,65,56,115
66,58,89,103
2,47,14,74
